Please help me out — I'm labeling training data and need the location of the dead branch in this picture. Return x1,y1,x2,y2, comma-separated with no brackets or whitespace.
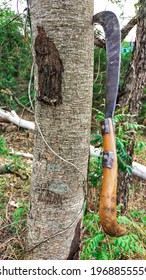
6,91,34,114
0,109,35,130
9,151,33,159
132,162,146,181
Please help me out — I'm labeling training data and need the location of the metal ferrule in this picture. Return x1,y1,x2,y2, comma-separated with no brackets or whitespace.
101,118,110,135
102,151,115,169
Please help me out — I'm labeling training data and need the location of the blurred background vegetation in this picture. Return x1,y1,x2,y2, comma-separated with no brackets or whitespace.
0,5,34,111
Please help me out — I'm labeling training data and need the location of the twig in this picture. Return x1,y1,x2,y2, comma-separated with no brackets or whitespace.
28,61,35,111
0,236,24,250
13,95,34,114
5,194,12,221
0,219,27,231
9,150,33,159
94,48,101,84
6,91,34,114
2,14,22,27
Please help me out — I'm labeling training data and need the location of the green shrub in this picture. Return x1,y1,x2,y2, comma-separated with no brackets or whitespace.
81,211,146,260
0,137,9,155
0,6,34,110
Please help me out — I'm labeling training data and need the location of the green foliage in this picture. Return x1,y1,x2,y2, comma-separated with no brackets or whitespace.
81,210,146,260
11,200,29,233
130,209,146,225
88,154,102,187
135,140,146,151
0,136,29,177
81,213,104,260
0,178,8,213
81,233,105,260
7,154,29,173
0,136,9,155
93,46,106,109
0,134,30,259
0,6,34,110
89,109,145,185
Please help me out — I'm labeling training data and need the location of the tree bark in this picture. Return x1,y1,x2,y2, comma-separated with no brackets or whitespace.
25,0,94,259
117,0,146,212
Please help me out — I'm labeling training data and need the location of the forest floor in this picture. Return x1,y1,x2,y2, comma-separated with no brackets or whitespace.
0,112,146,260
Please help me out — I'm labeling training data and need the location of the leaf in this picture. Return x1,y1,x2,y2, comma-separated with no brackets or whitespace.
83,233,105,259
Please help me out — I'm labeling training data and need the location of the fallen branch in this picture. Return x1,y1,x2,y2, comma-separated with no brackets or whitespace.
132,162,146,181
0,109,35,130
10,150,33,159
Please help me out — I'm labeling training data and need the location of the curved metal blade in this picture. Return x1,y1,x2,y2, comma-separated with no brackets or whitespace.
93,11,121,118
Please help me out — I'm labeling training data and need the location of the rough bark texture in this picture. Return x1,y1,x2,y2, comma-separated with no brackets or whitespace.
25,0,94,259
117,0,146,212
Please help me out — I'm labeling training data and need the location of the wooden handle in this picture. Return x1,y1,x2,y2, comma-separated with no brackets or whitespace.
99,118,126,237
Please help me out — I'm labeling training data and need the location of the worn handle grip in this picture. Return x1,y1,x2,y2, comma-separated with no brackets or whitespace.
99,118,126,237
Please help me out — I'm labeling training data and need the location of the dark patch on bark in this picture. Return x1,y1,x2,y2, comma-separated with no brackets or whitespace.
34,26,64,106
67,219,81,260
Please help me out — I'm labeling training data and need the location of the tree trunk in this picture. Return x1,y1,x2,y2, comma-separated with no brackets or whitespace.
25,0,93,259
117,0,146,212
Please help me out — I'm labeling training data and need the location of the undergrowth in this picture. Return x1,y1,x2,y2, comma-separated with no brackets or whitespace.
83,109,146,260
0,136,30,259
81,210,146,260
